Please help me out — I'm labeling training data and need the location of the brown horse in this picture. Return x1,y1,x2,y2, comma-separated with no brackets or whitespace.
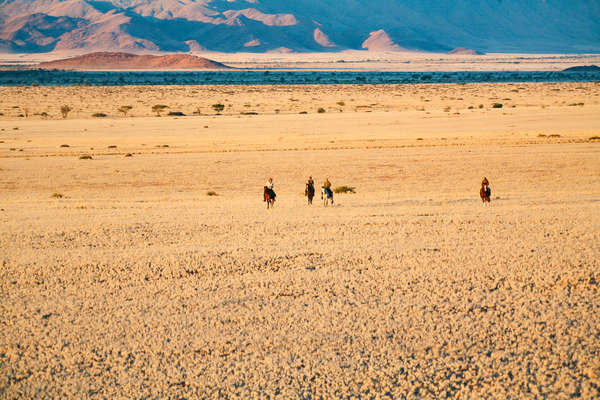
480,183,491,204
264,186,275,209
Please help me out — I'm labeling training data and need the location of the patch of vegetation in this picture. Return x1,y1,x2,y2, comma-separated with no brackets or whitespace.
478,104,484,109
60,144,70,147
334,185,356,194
241,111,258,115
568,103,584,107
125,153,133,157
212,103,225,114
337,101,345,106
299,111,308,114
92,113,107,118
51,193,63,199
79,155,93,160
317,108,326,113
118,105,133,116
538,134,547,137
416,138,423,141
168,111,185,116
548,134,561,138
589,136,600,141
152,104,168,116
107,145,117,149
206,191,218,196
492,103,503,108
60,105,71,118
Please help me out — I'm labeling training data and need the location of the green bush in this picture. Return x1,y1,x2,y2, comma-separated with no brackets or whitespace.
334,185,356,194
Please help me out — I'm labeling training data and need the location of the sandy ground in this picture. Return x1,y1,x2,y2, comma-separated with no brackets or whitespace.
1,83,599,398
2,51,600,71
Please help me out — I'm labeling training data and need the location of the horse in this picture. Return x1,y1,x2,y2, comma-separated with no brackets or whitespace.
305,183,315,205
480,183,491,204
321,187,334,206
264,186,275,209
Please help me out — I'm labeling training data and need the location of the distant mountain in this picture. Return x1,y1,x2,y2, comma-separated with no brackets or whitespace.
1,0,599,53
36,52,232,69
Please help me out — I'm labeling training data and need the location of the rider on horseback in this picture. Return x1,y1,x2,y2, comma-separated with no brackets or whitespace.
264,177,276,202
306,176,315,194
322,178,333,203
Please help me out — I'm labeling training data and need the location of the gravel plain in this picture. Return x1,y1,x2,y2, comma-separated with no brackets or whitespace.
1,83,599,399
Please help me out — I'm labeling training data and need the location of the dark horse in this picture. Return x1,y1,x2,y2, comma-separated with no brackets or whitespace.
480,183,491,204
305,182,315,205
264,186,275,209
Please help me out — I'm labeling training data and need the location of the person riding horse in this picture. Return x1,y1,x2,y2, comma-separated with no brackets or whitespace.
480,177,491,203
322,178,333,204
264,177,276,202
305,176,315,204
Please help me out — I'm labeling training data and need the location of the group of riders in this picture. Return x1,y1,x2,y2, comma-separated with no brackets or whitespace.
263,176,333,205
264,176,492,205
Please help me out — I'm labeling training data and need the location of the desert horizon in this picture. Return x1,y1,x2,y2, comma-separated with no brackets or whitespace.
2,50,600,72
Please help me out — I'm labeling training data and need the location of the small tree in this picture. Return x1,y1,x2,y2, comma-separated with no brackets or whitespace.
152,104,168,116
212,103,225,114
60,105,71,119
118,105,133,116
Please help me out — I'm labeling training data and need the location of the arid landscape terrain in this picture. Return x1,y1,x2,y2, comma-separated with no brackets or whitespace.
1,82,599,398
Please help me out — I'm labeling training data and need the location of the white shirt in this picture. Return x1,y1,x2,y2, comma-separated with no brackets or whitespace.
265,181,274,189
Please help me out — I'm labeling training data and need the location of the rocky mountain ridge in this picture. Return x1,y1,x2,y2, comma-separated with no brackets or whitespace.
1,0,598,53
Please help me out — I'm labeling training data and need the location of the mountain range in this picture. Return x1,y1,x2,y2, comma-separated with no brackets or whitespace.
1,0,599,54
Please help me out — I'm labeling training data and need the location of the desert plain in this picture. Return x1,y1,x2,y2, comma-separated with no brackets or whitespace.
1,82,599,398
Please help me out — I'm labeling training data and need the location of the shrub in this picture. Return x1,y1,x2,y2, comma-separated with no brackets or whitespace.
492,103,503,108
589,136,600,141
60,144,70,147
168,111,185,116
337,101,345,106
334,185,356,194
317,107,326,113
206,191,218,196
60,105,71,118
568,103,584,107
79,155,92,160
478,104,484,109
118,105,133,116
152,104,168,116
51,193,63,198
40,112,48,118
548,134,561,138
125,153,133,157
299,111,308,114
212,103,225,113
538,134,547,137
107,145,117,149
92,113,107,118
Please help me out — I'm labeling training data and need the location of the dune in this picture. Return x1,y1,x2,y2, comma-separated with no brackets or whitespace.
361,29,406,51
36,51,233,70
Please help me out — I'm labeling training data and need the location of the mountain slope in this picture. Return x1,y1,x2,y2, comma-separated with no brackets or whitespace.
0,0,598,53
